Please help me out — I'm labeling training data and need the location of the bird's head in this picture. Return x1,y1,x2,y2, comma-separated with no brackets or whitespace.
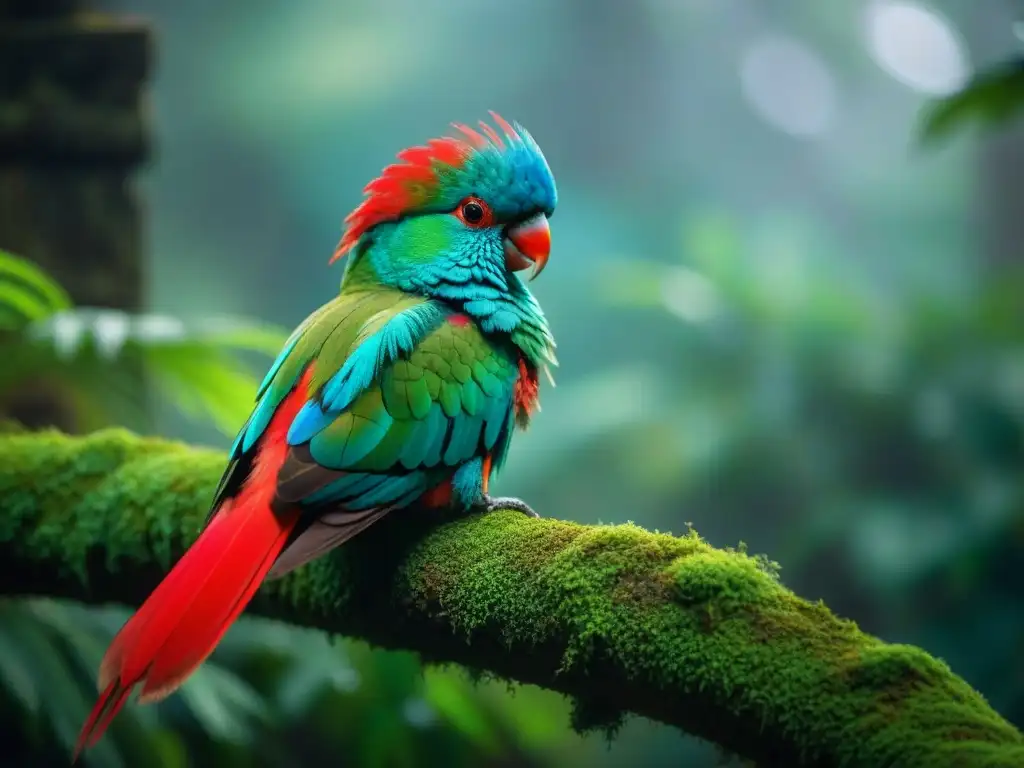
334,113,557,298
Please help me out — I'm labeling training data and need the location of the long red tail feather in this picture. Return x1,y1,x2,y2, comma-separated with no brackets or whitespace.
74,370,313,760
73,497,299,760
74,681,131,757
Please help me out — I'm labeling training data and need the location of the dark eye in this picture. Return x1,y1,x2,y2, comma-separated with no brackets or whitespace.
454,196,493,228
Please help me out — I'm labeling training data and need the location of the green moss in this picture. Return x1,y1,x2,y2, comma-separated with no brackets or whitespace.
568,693,627,739
0,428,223,600
0,428,1022,767
669,548,775,612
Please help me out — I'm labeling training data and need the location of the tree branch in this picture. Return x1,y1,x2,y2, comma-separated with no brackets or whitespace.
0,428,1021,767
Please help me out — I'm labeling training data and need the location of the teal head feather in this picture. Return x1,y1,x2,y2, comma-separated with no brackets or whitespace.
334,113,557,370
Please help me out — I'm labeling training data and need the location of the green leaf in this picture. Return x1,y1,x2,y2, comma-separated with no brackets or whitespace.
0,610,43,713
177,664,267,744
0,283,49,328
471,678,570,751
25,599,110,674
137,342,264,436
0,250,73,325
2,309,289,437
194,319,292,357
422,669,499,753
918,58,1024,146
0,601,171,767
0,339,150,433
0,609,125,767
121,319,289,436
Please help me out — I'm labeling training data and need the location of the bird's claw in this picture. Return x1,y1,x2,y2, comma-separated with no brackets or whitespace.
474,494,540,519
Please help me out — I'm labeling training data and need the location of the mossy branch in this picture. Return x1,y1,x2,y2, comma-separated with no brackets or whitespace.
0,429,1021,767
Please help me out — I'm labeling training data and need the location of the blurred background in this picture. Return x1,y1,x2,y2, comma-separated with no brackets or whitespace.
2,0,1024,765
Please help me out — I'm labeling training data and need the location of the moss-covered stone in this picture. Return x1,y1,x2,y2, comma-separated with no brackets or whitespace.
0,428,1022,768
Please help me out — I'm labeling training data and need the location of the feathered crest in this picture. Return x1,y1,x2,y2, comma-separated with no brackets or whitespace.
330,112,533,264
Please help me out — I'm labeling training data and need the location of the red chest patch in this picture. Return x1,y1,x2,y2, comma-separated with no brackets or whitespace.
513,357,540,425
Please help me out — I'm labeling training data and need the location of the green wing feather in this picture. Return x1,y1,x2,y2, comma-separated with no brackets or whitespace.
305,318,519,479
218,291,520,514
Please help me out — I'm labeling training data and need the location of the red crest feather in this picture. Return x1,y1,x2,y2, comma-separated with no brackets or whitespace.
330,112,523,264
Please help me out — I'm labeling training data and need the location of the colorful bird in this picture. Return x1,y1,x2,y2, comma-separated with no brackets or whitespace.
74,112,557,758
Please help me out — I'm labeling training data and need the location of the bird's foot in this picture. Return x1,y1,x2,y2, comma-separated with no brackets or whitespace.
473,494,541,519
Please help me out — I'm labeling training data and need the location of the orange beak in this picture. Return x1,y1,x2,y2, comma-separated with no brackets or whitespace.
504,214,550,280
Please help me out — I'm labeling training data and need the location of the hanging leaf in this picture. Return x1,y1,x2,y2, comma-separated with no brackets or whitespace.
0,307,289,437
919,58,1024,146
423,669,500,753
0,250,73,323
130,335,284,436
0,246,289,438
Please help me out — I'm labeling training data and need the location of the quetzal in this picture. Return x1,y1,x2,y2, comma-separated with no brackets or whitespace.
74,113,557,757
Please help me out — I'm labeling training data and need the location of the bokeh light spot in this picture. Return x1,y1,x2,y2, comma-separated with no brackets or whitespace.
740,36,837,138
865,1,969,95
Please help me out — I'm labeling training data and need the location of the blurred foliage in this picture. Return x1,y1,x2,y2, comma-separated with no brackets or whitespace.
541,205,1024,731
0,252,569,767
920,58,1024,146
0,249,290,435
